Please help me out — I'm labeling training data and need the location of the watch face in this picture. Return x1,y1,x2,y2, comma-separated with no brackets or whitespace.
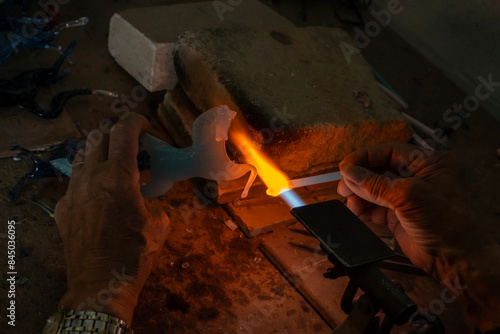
42,311,63,334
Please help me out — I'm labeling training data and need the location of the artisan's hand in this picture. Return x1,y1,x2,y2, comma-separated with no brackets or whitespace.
337,142,500,331
338,143,477,273
55,113,169,324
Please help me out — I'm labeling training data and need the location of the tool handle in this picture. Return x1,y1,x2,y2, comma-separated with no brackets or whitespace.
346,262,416,325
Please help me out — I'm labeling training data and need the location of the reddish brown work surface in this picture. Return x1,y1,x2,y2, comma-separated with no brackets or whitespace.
0,1,499,333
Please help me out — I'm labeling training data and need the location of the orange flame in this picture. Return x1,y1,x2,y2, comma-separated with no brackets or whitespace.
230,122,289,197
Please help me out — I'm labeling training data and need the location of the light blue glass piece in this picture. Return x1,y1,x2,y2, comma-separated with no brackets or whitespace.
141,105,257,198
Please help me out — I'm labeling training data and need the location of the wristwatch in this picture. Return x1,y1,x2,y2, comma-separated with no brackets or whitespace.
42,306,133,334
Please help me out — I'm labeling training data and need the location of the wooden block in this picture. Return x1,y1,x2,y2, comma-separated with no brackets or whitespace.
163,89,200,139
157,103,192,148
157,88,203,149
224,195,296,237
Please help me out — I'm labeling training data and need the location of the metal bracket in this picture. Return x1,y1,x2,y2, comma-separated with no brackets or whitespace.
291,200,417,331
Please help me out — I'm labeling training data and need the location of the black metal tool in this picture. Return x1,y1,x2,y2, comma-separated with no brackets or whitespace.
0,14,88,63
0,40,117,118
7,140,83,202
291,200,443,334
0,40,76,102
8,141,151,202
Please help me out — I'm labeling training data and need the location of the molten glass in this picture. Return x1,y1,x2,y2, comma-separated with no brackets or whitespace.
230,118,309,207
230,130,290,197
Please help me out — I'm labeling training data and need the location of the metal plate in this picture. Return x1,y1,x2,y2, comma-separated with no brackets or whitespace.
291,200,395,268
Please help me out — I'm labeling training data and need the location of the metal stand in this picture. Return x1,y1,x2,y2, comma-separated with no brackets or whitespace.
291,200,444,334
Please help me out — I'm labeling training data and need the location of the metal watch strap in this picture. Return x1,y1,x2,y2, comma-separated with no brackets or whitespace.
60,309,133,334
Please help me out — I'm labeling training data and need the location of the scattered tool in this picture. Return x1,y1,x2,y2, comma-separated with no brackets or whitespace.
0,41,118,118
8,141,151,201
19,88,118,118
402,112,436,138
7,140,83,202
373,70,409,109
0,15,88,63
31,193,55,217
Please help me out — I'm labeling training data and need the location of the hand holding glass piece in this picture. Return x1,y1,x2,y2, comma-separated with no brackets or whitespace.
141,105,257,198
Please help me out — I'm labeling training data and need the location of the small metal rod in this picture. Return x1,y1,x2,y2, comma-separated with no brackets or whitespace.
402,112,436,138
92,89,119,98
31,195,55,217
377,82,409,109
53,17,89,34
281,171,343,194
288,171,342,188
411,133,435,151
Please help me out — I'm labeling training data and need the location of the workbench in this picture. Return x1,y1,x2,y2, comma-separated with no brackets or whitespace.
0,1,499,333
